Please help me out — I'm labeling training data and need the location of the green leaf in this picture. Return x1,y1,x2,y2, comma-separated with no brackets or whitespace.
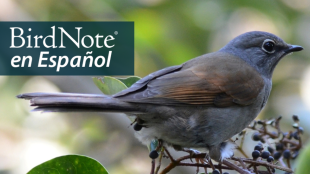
117,76,141,88
27,155,109,174
92,76,128,95
296,142,310,174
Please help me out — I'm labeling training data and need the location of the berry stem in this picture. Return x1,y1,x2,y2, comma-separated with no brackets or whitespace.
150,159,155,174
232,157,294,173
222,159,252,174
286,158,291,169
154,147,165,174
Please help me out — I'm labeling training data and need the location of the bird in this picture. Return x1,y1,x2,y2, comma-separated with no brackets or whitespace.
17,31,303,161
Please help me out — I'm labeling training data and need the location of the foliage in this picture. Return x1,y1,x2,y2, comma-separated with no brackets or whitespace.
92,76,128,95
92,76,141,94
296,141,310,174
27,155,109,174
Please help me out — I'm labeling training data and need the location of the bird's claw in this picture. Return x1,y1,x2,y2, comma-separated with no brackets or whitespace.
184,150,215,171
183,148,201,162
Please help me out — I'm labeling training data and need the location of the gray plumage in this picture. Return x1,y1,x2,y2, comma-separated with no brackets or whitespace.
17,31,303,161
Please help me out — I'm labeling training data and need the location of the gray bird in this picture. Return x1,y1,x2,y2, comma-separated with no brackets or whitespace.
17,31,303,161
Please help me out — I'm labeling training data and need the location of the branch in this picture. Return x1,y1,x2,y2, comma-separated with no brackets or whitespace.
222,159,254,174
232,157,294,173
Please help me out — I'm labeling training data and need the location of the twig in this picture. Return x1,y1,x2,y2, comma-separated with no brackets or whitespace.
279,157,287,168
222,159,253,174
159,161,175,174
204,166,208,174
286,159,291,169
232,157,294,173
274,116,282,136
282,138,299,148
177,162,232,169
150,159,155,174
159,152,233,174
266,166,272,174
164,148,175,162
236,146,249,158
155,147,165,174
238,158,247,169
253,165,258,174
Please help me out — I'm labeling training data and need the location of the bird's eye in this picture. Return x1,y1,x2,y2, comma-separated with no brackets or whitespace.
262,39,275,53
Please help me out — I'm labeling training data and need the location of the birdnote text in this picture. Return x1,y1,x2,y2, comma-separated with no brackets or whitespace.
0,22,134,75
10,26,115,72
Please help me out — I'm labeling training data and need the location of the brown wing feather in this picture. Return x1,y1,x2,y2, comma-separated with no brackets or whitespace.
116,52,265,107
113,65,182,97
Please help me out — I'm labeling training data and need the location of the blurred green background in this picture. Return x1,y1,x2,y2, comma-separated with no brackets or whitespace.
0,0,309,173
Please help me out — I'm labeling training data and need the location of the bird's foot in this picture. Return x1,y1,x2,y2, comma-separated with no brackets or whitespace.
183,148,201,157
189,151,215,173
205,154,216,171
181,148,216,171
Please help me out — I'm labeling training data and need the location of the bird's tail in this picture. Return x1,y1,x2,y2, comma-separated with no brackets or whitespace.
17,92,141,113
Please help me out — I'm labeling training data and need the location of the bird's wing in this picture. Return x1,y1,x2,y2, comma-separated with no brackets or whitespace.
114,65,183,97
115,52,265,107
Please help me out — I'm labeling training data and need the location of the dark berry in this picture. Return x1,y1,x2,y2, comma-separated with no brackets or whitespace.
293,131,299,140
223,173,229,174
261,151,271,159
267,146,274,154
275,143,284,151
272,168,275,173
149,150,159,159
283,149,291,159
273,151,282,160
292,115,299,122
212,170,220,174
252,150,260,159
267,156,274,162
133,123,143,131
254,145,263,151
252,132,261,141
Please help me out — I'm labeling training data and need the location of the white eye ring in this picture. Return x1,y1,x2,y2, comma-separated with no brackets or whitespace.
262,39,276,54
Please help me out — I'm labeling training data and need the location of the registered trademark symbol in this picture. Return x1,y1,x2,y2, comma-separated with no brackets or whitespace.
114,31,118,35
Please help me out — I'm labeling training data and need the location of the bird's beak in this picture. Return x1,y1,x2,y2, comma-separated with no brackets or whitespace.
284,45,303,53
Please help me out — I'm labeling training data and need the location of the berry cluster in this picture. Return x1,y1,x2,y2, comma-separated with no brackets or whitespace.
251,143,275,172
250,115,303,169
252,144,274,162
